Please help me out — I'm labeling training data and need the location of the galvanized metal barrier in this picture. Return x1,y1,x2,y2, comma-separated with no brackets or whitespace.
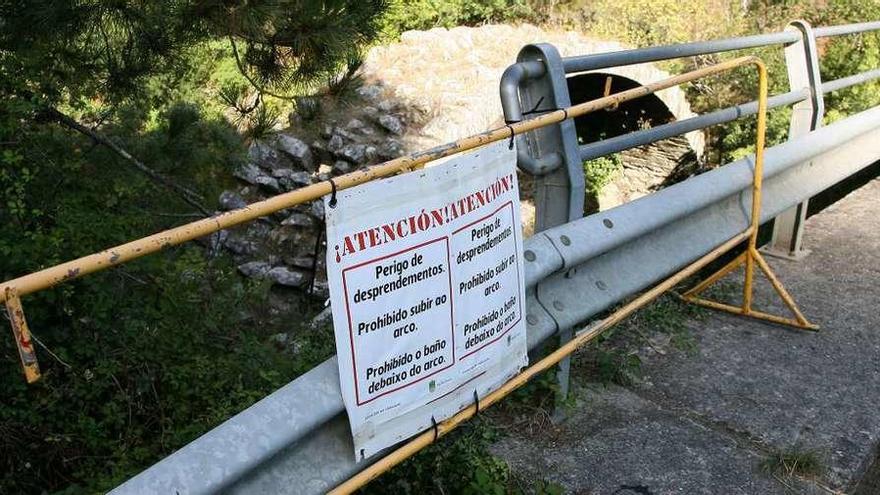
109,104,880,495
501,20,880,405
104,20,880,495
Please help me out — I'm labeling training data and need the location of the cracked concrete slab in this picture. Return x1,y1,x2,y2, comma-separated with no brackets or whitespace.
492,179,880,494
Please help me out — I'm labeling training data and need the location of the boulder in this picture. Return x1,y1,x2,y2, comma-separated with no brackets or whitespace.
327,134,344,153
248,140,289,170
310,200,325,220
272,168,312,190
378,114,404,135
237,261,272,278
276,134,315,171
233,163,264,185
254,175,281,193
356,85,382,101
364,145,378,162
362,106,379,119
345,118,367,132
267,226,318,258
309,306,333,329
377,100,397,113
321,125,334,139
285,255,316,269
332,160,353,175
337,143,367,164
268,266,308,287
281,212,315,228
378,140,404,160
224,233,257,255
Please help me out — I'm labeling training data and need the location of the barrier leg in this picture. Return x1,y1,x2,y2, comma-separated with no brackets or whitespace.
682,60,818,331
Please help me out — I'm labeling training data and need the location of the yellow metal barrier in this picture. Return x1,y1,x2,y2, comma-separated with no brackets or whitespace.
328,56,817,494
679,66,818,330
1,56,775,383
1,52,819,492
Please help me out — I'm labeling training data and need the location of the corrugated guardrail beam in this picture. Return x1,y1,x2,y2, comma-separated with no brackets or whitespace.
111,103,880,495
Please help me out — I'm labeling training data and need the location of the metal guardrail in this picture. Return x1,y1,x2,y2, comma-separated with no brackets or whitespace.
111,104,880,495
500,18,880,416
110,20,880,495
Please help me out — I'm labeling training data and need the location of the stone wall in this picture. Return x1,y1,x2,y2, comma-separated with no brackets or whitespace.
212,24,706,300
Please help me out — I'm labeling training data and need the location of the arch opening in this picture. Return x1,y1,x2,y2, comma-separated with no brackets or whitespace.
567,73,675,143
566,72,700,213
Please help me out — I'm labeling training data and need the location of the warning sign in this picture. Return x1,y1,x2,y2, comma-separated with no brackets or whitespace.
325,141,527,459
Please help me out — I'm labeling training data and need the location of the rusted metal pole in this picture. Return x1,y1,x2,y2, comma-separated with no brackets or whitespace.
0,56,762,305
0,56,767,383
4,288,40,383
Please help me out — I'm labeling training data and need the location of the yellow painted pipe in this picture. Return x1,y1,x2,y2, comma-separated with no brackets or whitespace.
0,56,765,305
684,296,818,331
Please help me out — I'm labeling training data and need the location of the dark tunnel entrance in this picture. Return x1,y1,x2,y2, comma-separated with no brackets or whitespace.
565,72,699,213
566,72,676,144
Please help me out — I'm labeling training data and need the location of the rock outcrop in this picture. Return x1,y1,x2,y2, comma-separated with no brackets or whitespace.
213,100,411,300
216,24,707,308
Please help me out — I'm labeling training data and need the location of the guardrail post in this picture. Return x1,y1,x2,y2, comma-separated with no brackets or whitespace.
504,43,585,415
765,20,825,259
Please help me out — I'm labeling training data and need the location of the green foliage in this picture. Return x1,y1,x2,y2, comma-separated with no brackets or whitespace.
564,0,747,49
363,420,509,495
555,0,880,165
0,69,327,492
583,291,713,387
219,0,389,96
0,1,390,108
382,0,533,38
761,447,825,479
582,154,622,195
595,349,642,386
810,2,880,124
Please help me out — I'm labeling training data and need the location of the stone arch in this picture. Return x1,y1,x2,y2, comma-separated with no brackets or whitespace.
567,72,676,143
567,71,705,212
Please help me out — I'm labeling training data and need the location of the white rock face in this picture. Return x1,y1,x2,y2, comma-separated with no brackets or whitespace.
360,24,703,157
358,24,705,216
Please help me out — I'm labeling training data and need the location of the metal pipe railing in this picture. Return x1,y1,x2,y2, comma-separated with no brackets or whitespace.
579,89,808,162
109,85,880,495
0,56,772,383
562,32,799,73
328,54,771,494
500,19,880,178
824,67,880,93
578,67,880,162
813,21,880,38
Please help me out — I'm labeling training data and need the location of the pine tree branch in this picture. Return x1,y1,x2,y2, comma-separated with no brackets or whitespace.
228,36,298,100
46,107,212,216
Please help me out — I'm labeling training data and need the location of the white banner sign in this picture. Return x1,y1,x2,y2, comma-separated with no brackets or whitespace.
325,141,528,459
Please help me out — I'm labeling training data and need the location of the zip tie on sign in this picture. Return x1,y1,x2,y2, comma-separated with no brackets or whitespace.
473,390,480,415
